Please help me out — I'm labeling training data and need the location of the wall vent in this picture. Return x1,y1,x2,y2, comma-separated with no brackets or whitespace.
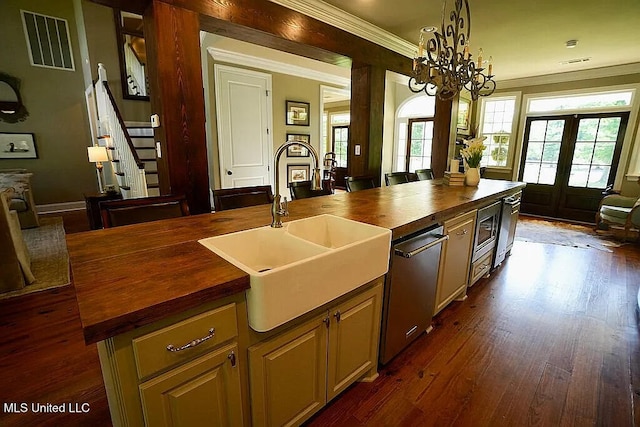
21,10,74,71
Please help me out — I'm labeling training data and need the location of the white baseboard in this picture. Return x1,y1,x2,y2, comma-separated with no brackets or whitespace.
37,201,85,213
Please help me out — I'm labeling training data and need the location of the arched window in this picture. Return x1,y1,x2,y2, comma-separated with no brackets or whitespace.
395,95,436,172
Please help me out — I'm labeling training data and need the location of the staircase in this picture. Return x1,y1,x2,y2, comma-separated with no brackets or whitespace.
124,125,159,196
86,64,155,199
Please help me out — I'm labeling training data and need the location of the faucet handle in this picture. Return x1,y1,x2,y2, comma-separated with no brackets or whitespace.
282,197,289,216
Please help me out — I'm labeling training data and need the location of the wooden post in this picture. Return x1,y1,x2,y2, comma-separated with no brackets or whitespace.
349,64,386,185
143,1,210,214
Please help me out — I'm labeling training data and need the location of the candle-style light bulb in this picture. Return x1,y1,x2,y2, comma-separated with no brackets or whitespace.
418,33,425,58
477,48,484,69
488,56,493,75
463,40,469,60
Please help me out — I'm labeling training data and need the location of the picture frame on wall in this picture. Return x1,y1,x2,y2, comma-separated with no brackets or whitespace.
287,164,310,187
286,133,310,157
0,133,38,159
456,97,472,135
286,100,310,126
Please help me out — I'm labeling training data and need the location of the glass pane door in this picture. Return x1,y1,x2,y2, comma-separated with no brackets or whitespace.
519,112,628,222
568,117,622,188
522,119,564,185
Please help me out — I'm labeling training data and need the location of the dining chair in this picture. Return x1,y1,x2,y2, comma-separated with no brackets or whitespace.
415,169,434,180
212,185,274,211
345,176,377,192
99,194,190,228
289,180,333,200
385,172,416,186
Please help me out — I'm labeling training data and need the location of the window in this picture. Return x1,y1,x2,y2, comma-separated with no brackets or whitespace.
407,118,434,171
329,112,349,168
332,126,349,168
528,91,633,113
21,10,74,71
478,96,518,168
395,95,436,172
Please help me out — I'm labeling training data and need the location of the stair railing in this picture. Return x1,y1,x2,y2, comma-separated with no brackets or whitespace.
95,63,148,199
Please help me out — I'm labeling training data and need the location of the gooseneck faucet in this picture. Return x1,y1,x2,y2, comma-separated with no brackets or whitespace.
271,140,321,228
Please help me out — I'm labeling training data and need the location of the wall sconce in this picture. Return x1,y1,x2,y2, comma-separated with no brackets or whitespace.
87,146,109,193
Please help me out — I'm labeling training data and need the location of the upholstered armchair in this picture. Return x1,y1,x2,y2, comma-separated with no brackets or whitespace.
0,169,39,228
0,188,35,293
596,194,640,241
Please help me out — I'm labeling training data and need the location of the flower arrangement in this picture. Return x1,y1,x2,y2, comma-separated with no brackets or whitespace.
460,136,487,168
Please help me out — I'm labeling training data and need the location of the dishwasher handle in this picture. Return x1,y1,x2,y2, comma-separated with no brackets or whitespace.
394,234,448,259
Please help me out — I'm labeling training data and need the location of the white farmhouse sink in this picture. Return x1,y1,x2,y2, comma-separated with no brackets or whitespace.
199,214,391,332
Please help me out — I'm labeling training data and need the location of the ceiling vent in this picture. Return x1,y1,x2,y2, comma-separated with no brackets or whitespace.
560,57,591,65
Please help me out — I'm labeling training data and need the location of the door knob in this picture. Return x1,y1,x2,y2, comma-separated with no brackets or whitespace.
227,170,233,175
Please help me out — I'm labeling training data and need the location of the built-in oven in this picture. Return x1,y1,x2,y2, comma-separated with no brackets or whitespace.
472,201,501,263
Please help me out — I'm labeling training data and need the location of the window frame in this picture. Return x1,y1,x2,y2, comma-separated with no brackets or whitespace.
477,92,521,173
406,117,435,172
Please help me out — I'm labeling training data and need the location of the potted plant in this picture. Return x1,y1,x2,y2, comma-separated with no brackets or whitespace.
460,136,487,186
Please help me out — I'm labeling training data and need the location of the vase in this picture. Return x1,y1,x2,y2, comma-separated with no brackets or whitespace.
465,167,480,186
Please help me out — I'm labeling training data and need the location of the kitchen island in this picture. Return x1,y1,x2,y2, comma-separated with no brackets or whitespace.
67,178,524,427
68,178,524,344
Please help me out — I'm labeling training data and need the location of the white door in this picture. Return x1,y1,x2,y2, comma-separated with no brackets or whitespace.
215,65,272,188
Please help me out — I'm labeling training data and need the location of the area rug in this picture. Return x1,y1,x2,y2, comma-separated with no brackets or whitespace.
0,217,70,300
515,216,631,253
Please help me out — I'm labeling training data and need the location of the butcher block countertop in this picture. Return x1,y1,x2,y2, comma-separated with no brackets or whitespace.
68,179,525,344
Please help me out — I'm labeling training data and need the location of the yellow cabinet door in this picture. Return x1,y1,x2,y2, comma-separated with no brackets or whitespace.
248,314,328,427
327,283,382,402
139,342,243,427
435,211,476,314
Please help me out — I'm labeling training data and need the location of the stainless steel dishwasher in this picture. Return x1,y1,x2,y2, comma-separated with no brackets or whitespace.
380,225,448,364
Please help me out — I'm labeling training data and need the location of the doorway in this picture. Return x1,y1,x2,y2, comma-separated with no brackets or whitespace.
518,112,628,222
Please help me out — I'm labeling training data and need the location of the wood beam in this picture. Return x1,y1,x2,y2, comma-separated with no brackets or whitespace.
349,64,386,184
143,1,210,213
432,97,453,179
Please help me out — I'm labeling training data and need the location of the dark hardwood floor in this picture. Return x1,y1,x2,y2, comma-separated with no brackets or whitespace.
0,211,638,426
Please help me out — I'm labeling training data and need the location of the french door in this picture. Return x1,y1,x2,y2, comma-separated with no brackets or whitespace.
518,112,628,222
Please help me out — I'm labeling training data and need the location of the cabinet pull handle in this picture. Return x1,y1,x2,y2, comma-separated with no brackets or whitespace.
323,317,330,327
166,328,215,352
334,311,341,322
228,351,236,367
456,229,468,235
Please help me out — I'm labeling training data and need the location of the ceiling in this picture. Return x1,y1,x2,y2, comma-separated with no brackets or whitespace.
320,0,640,82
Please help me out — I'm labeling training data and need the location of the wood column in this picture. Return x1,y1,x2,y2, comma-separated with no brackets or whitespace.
432,97,453,178
349,64,386,184
143,1,210,214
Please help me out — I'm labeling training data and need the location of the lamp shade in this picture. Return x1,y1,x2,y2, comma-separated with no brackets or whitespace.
87,146,109,163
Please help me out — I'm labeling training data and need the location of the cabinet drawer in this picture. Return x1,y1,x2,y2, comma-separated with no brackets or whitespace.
133,303,238,379
470,250,492,286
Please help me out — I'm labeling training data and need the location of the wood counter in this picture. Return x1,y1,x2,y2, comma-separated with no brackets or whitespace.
68,179,525,344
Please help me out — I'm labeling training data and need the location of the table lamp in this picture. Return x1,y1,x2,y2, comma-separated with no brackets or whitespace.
87,146,109,193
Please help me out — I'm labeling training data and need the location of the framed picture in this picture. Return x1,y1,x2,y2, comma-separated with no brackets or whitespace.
286,134,310,157
286,100,310,126
287,164,310,187
457,97,472,135
0,133,38,159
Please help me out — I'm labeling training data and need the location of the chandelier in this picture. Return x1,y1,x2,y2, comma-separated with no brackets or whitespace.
408,0,496,101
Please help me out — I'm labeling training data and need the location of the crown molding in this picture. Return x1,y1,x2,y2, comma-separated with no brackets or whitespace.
207,46,351,87
267,0,415,58
498,63,640,89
